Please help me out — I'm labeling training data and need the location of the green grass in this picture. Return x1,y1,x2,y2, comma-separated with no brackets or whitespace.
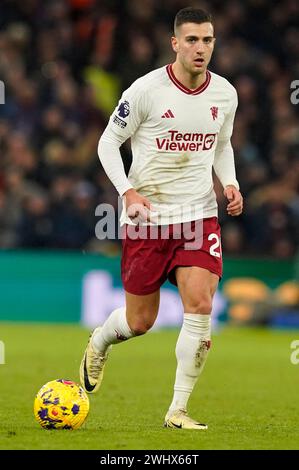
0,323,299,450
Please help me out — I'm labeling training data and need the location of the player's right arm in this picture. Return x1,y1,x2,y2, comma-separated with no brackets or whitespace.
98,83,153,222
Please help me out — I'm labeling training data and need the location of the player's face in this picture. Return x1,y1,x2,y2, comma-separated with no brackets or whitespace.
172,22,215,75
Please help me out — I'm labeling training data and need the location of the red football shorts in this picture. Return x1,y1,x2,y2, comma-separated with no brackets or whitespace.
121,217,222,295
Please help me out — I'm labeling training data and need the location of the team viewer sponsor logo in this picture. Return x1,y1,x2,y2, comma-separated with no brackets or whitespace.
156,130,216,152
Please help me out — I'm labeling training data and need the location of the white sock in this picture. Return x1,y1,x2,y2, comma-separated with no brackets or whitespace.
168,313,211,414
92,307,135,355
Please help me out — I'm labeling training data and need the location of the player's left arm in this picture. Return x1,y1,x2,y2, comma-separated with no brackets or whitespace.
213,89,243,217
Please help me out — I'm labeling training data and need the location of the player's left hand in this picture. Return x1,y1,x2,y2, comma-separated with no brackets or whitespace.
224,185,243,216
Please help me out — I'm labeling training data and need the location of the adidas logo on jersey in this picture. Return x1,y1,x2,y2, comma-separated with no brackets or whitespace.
161,109,175,118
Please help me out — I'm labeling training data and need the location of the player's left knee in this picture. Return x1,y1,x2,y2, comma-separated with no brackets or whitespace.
185,295,213,315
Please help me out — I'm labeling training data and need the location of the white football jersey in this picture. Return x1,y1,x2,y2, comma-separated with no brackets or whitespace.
100,64,238,225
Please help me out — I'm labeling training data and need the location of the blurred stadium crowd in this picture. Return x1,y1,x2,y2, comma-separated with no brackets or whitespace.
0,0,298,257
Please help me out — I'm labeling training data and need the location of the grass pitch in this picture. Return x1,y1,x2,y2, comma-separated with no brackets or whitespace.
0,323,298,450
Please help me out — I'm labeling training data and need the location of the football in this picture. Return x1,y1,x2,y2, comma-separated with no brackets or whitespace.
34,379,89,429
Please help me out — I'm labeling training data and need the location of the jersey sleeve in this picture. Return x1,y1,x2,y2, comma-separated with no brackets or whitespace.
100,82,148,146
213,89,240,190
97,81,148,196
218,89,238,143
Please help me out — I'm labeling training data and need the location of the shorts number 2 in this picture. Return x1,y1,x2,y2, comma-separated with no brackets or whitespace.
208,233,221,258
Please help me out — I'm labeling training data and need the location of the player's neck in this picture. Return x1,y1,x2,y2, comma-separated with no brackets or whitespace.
172,62,207,91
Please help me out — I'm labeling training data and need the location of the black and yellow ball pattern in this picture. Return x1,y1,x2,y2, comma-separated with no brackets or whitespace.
34,379,89,429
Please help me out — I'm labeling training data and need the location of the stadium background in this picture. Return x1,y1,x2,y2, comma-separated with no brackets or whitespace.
0,0,298,451
0,0,298,326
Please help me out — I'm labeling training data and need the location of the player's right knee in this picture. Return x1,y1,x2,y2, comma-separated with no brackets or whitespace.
128,317,155,336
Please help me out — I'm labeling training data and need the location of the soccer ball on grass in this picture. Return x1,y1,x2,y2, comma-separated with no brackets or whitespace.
34,379,89,429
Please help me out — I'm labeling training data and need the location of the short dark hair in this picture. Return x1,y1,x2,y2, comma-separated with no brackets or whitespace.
174,7,213,35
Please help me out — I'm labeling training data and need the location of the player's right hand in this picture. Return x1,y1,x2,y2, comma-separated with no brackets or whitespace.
123,188,156,224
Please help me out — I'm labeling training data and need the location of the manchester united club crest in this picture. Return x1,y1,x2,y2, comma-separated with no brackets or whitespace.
210,106,218,120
